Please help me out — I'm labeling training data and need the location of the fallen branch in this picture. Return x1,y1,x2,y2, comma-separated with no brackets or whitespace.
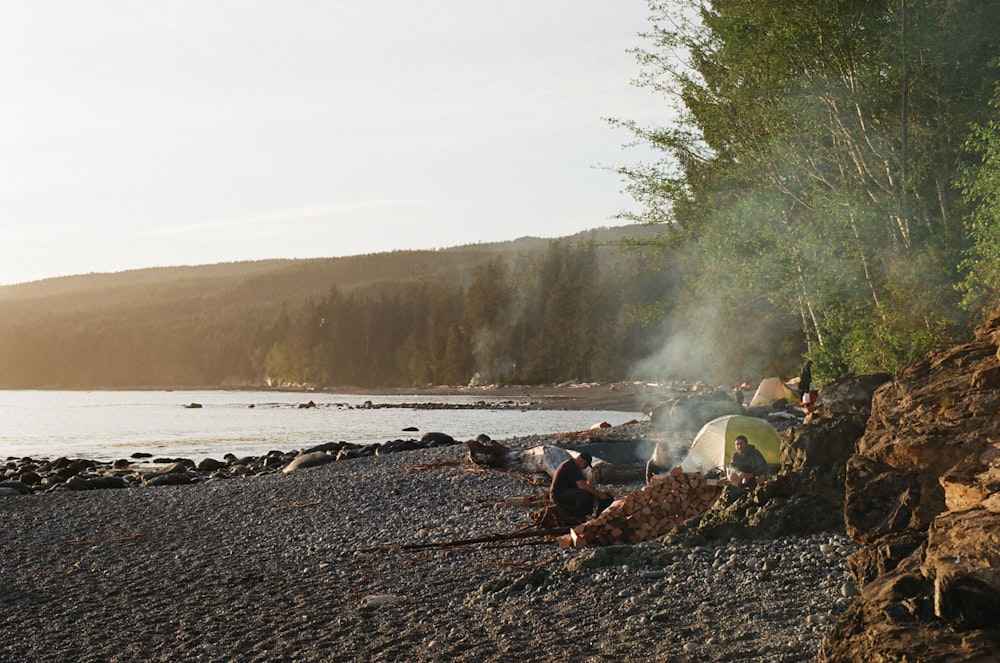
405,459,464,471
56,532,142,550
364,525,570,553
406,460,547,487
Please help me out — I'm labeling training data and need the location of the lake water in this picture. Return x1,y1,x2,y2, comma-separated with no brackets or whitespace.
0,390,643,462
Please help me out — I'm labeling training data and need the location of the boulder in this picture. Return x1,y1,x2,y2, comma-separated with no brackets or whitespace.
816,373,892,416
82,475,128,490
282,451,336,473
143,472,193,487
0,480,33,495
157,460,195,475
419,432,456,446
197,458,226,472
820,303,1000,661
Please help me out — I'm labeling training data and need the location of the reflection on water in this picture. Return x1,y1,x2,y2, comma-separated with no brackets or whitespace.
0,390,643,462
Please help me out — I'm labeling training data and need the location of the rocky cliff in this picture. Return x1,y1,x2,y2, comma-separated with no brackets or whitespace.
820,305,1000,661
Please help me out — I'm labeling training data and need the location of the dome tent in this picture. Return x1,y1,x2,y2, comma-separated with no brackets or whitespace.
678,415,782,474
749,376,797,407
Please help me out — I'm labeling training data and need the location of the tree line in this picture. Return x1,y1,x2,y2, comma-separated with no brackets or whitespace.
0,233,713,389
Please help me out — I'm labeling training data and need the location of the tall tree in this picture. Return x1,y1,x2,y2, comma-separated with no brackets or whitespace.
618,0,1000,380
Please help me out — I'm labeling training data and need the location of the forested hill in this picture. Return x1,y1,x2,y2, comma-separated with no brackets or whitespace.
0,225,702,390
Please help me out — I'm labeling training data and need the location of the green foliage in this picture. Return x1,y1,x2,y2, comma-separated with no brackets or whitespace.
959,110,1000,319
617,0,999,380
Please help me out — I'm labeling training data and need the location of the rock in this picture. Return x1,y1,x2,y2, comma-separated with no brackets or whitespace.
18,470,42,485
420,432,456,446
143,473,193,487
300,442,345,455
64,475,90,490
197,458,225,472
282,451,336,473
467,435,510,467
375,440,417,455
0,480,33,495
82,475,128,490
157,460,195,474
338,446,375,460
816,373,892,416
820,302,1000,662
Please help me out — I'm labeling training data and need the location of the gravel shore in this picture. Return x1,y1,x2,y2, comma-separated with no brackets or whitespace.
1,427,855,662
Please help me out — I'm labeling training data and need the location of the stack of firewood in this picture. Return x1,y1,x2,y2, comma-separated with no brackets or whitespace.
562,466,722,548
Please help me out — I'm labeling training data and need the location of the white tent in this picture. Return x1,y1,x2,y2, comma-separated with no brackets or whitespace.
749,377,797,407
679,415,782,474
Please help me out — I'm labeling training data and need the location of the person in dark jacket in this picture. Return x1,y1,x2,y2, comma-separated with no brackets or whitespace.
550,451,613,520
727,435,769,487
799,360,813,398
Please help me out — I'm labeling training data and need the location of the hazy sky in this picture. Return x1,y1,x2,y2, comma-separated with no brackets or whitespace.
0,1,664,286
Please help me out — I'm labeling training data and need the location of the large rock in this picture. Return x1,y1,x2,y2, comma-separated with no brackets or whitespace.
283,451,336,473
820,304,1000,661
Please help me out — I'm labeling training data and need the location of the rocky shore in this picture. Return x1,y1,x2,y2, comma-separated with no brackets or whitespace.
1,421,855,662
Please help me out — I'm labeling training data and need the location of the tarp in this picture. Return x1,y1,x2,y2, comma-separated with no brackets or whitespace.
576,439,658,465
749,377,797,407
678,415,782,474
506,446,609,478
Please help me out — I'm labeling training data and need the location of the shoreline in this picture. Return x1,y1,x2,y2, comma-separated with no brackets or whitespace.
0,381,670,414
0,429,852,662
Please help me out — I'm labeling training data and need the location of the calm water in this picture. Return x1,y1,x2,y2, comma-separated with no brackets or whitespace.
0,390,643,462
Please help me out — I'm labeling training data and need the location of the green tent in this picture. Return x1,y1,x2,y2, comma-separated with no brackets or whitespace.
678,415,782,474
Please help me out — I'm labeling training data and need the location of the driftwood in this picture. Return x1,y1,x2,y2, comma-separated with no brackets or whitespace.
365,526,570,553
56,532,142,550
530,504,579,529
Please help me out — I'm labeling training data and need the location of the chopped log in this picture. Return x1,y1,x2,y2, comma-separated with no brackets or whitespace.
566,469,722,547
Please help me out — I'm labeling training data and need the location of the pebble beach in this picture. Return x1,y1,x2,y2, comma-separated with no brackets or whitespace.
1,423,856,662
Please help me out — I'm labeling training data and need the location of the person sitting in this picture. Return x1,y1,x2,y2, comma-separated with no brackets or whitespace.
550,451,613,521
644,442,672,484
727,435,769,487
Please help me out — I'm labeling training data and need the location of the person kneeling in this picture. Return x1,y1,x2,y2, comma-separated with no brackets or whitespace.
550,451,613,521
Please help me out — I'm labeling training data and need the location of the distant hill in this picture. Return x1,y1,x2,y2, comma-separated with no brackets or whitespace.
0,225,653,311
0,225,667,389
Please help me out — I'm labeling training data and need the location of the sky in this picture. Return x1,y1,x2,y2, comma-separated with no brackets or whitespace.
0,1,665,286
